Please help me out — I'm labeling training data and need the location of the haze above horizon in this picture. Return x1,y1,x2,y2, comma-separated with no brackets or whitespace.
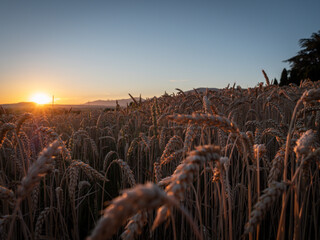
1,0,320,104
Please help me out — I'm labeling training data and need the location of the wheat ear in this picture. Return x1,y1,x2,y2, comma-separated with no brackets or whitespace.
71,160,108,182
16,113,32,134
18,140,61,199
168,113,240,134
244,181,287,234
0,185,15,202
153,145,220,229
183,124,198,153
120,211,148,240
0,123,16,147
294,129,316,159
112,159,136,186
34,207,51,240
87,183,172,240
160,135,183,165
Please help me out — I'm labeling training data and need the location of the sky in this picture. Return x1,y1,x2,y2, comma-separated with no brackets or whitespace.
0,0,320,104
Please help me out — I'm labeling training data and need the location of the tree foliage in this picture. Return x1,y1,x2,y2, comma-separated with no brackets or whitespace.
285,30,320,84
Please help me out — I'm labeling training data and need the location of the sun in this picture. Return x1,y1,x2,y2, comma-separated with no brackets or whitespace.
30,93,51,105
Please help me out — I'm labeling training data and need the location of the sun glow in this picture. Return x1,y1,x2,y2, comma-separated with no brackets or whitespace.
30,93,51,105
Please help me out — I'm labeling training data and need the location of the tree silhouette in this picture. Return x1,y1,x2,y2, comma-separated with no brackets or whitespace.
273,78,278,85
279,68,288,86
285,30,320,83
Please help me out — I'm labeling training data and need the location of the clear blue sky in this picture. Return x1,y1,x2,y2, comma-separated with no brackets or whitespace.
1,0,319,104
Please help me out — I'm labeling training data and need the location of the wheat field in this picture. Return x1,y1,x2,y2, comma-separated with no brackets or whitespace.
1,79,320,240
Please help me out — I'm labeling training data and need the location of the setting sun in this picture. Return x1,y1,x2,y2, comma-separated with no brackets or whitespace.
30,93,51,105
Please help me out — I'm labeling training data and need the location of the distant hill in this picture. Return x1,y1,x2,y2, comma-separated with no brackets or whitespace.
185,87,219,94
2,102,37,108
84,98,143,107
83,89,220,107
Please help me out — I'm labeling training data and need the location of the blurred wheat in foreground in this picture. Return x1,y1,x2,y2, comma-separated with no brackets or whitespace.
1,79,320,240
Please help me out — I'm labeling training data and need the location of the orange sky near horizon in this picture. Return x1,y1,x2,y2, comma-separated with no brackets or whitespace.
0,73,165,105
0,89,144,105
